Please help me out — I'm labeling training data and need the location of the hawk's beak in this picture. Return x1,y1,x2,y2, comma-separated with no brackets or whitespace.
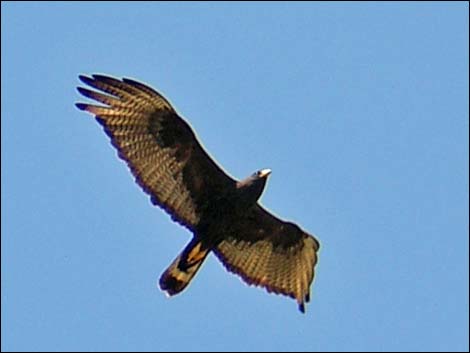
259,169,272,178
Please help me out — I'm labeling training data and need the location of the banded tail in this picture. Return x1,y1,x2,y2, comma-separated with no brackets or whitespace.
159,239,210,296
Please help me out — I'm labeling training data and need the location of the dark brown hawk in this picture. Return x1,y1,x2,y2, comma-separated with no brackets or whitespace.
76,74,320,312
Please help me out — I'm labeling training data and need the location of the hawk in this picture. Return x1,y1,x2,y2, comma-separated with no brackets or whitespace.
76,74,320,312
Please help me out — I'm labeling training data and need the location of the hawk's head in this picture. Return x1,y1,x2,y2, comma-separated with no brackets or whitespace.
236,169,272,205
253,168,272,179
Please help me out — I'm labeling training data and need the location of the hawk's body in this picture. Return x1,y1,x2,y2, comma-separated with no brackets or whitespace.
76,75,320,312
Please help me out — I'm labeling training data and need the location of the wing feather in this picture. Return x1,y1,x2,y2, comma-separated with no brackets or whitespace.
76,74,235,231
213,204,320,312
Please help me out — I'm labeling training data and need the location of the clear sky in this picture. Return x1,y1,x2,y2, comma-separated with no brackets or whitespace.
2,2,468,352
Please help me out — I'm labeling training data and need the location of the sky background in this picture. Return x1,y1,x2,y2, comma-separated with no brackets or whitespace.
2,2,469,352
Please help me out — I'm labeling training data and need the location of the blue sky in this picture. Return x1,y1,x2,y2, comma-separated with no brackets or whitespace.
2,2,468,352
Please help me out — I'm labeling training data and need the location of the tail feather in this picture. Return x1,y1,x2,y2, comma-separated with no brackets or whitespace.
159,240,209,296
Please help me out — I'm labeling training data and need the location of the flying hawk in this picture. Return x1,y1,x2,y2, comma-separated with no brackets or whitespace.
76,74,320,312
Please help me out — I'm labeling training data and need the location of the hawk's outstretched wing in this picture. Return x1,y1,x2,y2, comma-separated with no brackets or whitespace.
213,204,320,312
76,75,235,231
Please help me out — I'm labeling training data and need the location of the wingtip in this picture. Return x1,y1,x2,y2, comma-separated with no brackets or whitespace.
78,74,93,85
75,102,88,111
91,74,106,81
92,74,119,84
76,86,88,95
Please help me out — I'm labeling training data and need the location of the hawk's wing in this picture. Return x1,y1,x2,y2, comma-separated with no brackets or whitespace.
213,204,320,312
76,74,235,231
